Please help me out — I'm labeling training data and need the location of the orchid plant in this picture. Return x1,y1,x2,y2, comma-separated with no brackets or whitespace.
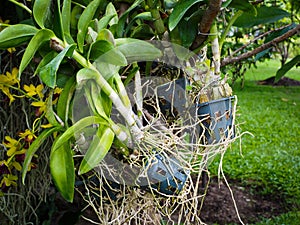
0,0,260,203
0,0,182,202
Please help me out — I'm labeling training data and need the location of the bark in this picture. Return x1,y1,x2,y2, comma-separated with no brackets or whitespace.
229,24,292,57
221,24,300,67
190,0,222,50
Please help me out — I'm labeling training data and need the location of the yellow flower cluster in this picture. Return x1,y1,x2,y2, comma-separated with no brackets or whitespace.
0,131,37,195
0,65,63,194
0,67,20,104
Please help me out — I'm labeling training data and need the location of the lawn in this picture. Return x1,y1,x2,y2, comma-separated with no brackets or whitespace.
209,59,300,224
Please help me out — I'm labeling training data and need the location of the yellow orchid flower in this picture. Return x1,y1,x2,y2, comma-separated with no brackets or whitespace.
0,84,15,104
0,174,18,187
7,47,16,53
31,100,47,116
0,67,19,86
19,129,37,142
0,68,20,104
54,87,63,95
6,149,26,171
0,18,10,32
3,136,21,157
52,87,63,104
23,83,44,99
11,161,22,171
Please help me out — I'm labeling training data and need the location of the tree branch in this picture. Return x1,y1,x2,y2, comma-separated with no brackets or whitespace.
229,24,292,57
190,0,222,50
221,24,300,67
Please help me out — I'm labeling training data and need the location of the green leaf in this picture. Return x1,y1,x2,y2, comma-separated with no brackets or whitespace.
164,0,180,9
105,2,118,27
62,0,74,43
77,68,99,85
125,12,153,37
70,5,83,30
116,0,144,37
265,24,297,43
22,126,62,184
92,41,127,66
45,92,63,127
77,0,101,52
79,127,114,174
97,29,116,45
57,76,76,127
50,141,75,202
93,61,120,80
34,51,58,76
170,13,198,48
169,0,204,31
90,80,111,118
228,0,257,15
0,24,38,49
19,29,55,79
97,14,116,31
52,116,105,151
89,40,114,60
222,0,233,8
39,44,76,88
275,55,300,82
131,11,152,21
234,6,290,28
33,0,52,28
129,24,155,39
115,38,162,63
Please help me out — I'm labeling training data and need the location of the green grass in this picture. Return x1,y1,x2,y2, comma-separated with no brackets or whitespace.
254,211,300,225
209,59,300,224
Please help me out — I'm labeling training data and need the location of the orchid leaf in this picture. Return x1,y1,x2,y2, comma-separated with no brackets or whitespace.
39,44,76,88
22,126,62,184
79,127,114,174
19,29,55,79
33,0,52,28
0,24,38,49
169,0,204,31
77,0,101,52
50,141,75,202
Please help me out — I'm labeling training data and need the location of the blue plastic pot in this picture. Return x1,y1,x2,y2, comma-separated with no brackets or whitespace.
146,154,188,195
197,96,235,143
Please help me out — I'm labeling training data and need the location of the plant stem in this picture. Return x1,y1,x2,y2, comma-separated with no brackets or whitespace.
93,73,143,141
114,74,132,109
147,0,165,35
134,67,143,124
219,10,243,51
210,23,220,75
52,38,144,142
8,0,32,15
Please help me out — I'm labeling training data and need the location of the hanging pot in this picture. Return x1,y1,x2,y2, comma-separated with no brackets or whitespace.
197,96,235,144
146,153,189,195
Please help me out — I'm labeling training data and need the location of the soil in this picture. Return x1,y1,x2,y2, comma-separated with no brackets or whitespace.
257,76,300,86
48,177,289,225
199,178,287,224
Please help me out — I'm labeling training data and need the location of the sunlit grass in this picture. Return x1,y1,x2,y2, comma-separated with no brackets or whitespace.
245,59,300,81
208,59,300,223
